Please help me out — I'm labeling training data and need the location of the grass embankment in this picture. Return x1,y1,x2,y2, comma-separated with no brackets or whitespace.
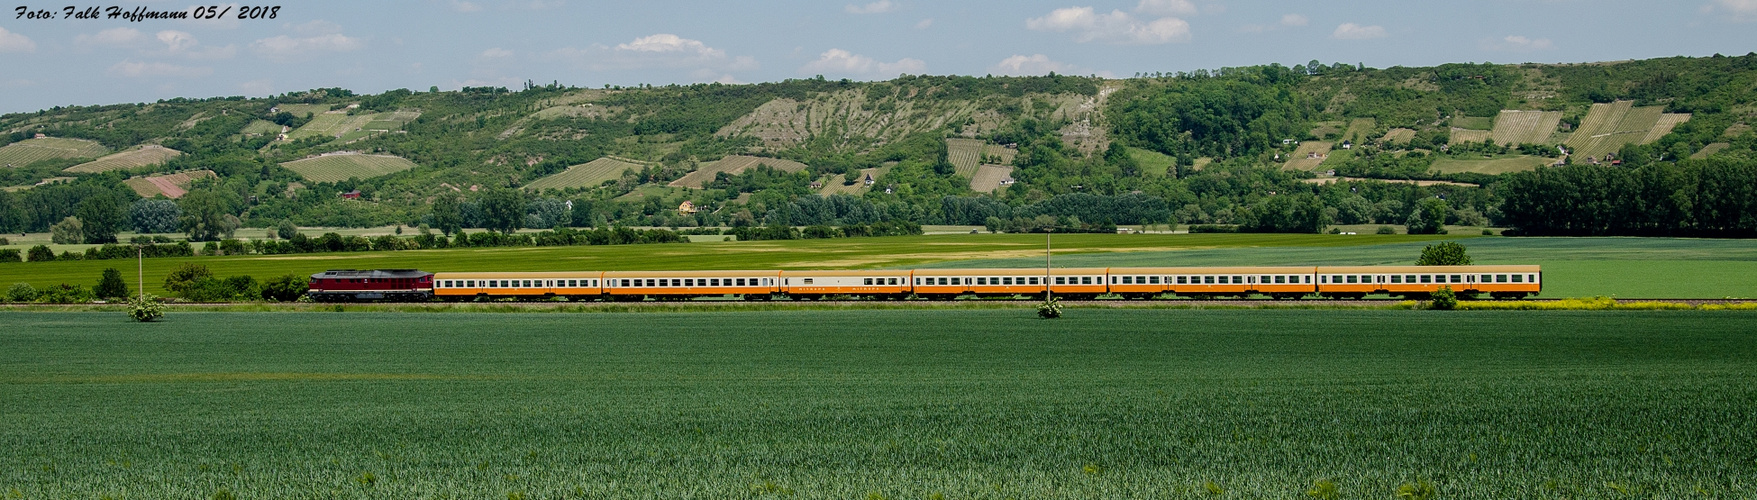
0,233,1469,296
2,310,1754,498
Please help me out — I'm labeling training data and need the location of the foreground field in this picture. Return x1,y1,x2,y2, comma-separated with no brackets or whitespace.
1,310,1752,498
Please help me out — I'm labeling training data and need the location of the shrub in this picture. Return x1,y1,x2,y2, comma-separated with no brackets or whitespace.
163,263,214,295
129,293,164,322
95,268,130,300
1416,241,1472,266
262,273,309,302
181,278,237,302
1376,225,1397,234
38,283,94,304
0,249,20,263
1429,286,1457,310
26,245,54,262
49,216,83,244
1395,480,1436,500
7,282,38,302
1037,298,1063,319
0,237,8,245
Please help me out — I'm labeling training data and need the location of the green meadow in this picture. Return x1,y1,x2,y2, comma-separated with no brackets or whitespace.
2,309,1753,498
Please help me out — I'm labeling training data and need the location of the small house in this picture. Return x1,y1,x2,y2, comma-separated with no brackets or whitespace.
863,174,874,186
340,190,361,199
33,133,46,139
1340,140,1353,150
678,200,698,214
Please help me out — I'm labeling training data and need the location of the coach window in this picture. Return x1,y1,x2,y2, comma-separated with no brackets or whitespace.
1198,276,1210,284
1512,274,1524,283
466,280,475,287
1391,275,1403,284
1448,275,1460,283
1147,276,1159,284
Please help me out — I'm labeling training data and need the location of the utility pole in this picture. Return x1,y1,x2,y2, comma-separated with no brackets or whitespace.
1045,231,1052,302
136,245,144,301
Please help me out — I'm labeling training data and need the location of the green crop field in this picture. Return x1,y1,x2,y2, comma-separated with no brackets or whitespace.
0,137,109,167
524,157,645,191
1430,155,1552,175
241,120,284,135
280,153,418,183
1450,116,1494,131
2,309,1753,498
1342,117,1377,143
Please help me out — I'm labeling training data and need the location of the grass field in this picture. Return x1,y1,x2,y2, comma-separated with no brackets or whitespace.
1,309,1753,498
122,170,216,199
523,157,645,191
241,120,284,135
1380,128,1416,145
1342,117,1376,143
969,164,1013,193
1125,147,1174,175
1430,155,1553,175
63,145,182,173
280,153,418,183
669,155,807,189
1450,115,1494,131
0,137,109,167
1282,142,1332,171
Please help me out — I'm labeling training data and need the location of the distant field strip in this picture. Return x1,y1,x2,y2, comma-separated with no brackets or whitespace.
524,157,645,191
1692,143,1729,159
969,165,1014,193
287,110,419,141
1381,128,1416,144
1450,116,1493,131
1431,156,1553,175
0,138,109,167
123,170,216,199
669,155,808,189
1283,142,1332,171
1126,147,1174,175
1449,128,1492,145
280,153,418,183
1343,118,1377,143
63,146,182,173
982,143,1017,165
1564,101,1679,159
946,138,986,177
242,120,283,135
1491,110,1562,145
1643,113,1692,143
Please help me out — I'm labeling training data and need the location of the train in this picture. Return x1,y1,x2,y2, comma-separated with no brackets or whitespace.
306,265,1541,302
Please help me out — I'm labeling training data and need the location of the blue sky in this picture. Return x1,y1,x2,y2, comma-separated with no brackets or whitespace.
1,0,1754,113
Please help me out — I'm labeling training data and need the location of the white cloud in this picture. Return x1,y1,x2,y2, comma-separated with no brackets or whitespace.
1135,0,1195,16
845,1,895,14
157,30,198,52
1332,23,1387,40
290,20,344,36
1704,0,1757,20
991,54,1077,76
480,47,514,59
451,0,482,12
799,48,925,78
616,33,724,58
250,33,363,58
75,28,145,48
549,34,756,76
106,60,213,78
0,27,33,53
916,18,934,29
1026,7,1191,44
1281,14,1308,26
1484,35,1555,52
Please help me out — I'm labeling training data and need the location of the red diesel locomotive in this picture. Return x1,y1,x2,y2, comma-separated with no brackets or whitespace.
306,269,434,302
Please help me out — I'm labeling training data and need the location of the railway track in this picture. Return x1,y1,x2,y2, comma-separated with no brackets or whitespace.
6,298,1752,308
